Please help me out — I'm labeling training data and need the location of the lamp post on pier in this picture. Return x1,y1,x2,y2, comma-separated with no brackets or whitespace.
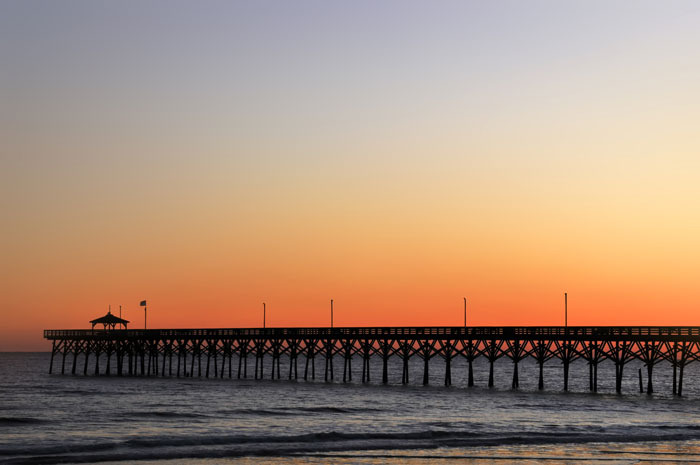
463,297,467,327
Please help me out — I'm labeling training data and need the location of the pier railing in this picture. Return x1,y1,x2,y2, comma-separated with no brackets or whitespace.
44,326,700,340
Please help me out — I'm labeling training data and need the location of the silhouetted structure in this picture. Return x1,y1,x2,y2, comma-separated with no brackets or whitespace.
90,311,129,330
44,326,700,396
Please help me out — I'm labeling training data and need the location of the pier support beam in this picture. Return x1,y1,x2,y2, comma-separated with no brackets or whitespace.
400,342,411,385
468,358,474,387
95,350,102,376
538,361,544,390
361,341,371,384
228,344,233,379
71,345,79,375
444,352,452,387
238,343,246,379
615,362,624,394
49,341,56,374
380,341,391,385
289,341,298,380
304,342,315,381
84,347,90,376
324,339,334,382
509,340,523,390
61,346,67,375
213,343,219,378
177,344,182,377
587,341,599,393
219,345,226,379
642,341,658,395
465,339,476,388
162,342,169,376
420,341,435,386
341,339,353,383
272,341,281,380
423,357,429,386
486,339,500,388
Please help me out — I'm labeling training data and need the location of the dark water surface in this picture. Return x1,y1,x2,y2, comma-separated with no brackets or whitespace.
2,352,700,464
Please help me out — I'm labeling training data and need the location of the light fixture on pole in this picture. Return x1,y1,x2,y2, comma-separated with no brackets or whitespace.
564,292,568,327
330,299,334,328
263,302,266,329
463,297,467,327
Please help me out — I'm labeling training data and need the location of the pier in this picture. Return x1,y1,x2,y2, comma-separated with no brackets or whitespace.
44,326,700,395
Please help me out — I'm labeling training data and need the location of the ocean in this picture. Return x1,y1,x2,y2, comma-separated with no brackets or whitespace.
2,352,700,464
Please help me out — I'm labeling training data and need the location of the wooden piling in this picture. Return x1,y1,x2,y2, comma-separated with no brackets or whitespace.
71,348,78,375
466,339,475,388
49,341,56,374
444,355,451,387
381,341,390,385
84,349,90,376
61,346,67,375
324,339,334,382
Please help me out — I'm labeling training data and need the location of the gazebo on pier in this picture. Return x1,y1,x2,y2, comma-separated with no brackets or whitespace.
90,311,129,330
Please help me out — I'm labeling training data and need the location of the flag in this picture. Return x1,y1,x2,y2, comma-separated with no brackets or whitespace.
140,300,147,306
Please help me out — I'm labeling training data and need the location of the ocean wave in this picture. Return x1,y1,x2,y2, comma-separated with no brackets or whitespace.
301,406,385,414
5,431,700,465
0,441,119,457
658,424,700,430
4,428,700,464
215,405,385,416
117,410,210,420
0,417,48,426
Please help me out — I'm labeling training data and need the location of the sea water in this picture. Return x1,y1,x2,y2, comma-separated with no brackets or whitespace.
2,352,700,464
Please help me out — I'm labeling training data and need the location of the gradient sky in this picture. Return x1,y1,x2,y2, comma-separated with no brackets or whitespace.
2,1,700,350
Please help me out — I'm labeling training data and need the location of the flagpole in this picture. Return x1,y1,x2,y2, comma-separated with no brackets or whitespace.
140,300,148,330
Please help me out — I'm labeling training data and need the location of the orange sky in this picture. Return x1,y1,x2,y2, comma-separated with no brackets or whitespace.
2,2,700,350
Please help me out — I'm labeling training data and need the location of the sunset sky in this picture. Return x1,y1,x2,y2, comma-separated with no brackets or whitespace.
2,1,700,350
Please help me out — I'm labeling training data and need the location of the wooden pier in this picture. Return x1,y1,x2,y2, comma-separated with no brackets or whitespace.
44,326,700,396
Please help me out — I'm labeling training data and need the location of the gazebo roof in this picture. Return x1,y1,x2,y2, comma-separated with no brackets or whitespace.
90,312,129,325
